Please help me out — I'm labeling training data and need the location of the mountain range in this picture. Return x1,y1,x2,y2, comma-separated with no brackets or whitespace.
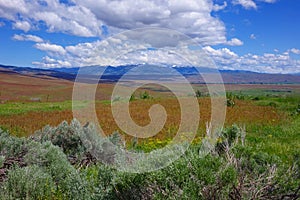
1,64,300,84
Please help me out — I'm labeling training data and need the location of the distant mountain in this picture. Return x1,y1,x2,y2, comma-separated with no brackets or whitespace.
0,64,75,80
54,65,219,76
219,70,300,84
53,67,80,74
53,65,300,84
1,64,300,84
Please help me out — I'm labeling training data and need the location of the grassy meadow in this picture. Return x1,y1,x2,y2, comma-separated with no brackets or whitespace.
0,81,300,199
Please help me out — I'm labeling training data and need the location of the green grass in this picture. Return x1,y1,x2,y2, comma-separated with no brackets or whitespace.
246,116,300,163
254,95,300,112
0,100,92,116
227,90,300,163
0,101,70,116
229,88,300,113
230,87,300,97
126,91,300,163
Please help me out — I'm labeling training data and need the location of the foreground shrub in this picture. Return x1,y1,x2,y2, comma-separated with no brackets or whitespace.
1,165,55,200
0,128,90,200
0,122,299,199
31,120,124,166
24,141,89,199
32,120,86,158
0,129,26,158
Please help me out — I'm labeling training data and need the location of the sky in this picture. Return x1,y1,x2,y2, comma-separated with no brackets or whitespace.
0,0,300,74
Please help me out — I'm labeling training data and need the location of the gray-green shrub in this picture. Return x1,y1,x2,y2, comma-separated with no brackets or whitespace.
0,128,26,157
0,122,299,199
1,165,56,200
24,141,89,199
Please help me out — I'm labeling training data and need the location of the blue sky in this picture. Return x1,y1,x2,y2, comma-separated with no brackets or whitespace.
0,0,299,73
215,0,300,54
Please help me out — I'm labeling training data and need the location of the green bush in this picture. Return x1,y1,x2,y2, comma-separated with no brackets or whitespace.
24,141,90,199
32,120,86,157
0,155,4,168
139,91,151,99
195,89,202,98
0,128,26,157
129,94,136,101
226,92,235,107
1,165,56,200
32,120,125,165
295,103,300,115
0,122,299,199
24,141,74,183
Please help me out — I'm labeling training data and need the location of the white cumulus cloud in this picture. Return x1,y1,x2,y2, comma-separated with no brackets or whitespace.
232,0,277,9
226,38,244,46
203,46,300,74
0,0,234,46
261,0,276,3
35,43,66,55
0,0,102,37
32,37,300,74
32,56,71,68
12,34,44,43
13,20,31,32
289,48,300,55
212,1,228,11
233,0,257,9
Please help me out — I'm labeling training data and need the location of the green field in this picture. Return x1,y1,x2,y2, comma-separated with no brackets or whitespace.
0,85,300,199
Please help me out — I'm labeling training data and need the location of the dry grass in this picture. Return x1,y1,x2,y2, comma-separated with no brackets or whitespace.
0,72,122,102
0,74,287,141
0,98,284,142
0,72,73,102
